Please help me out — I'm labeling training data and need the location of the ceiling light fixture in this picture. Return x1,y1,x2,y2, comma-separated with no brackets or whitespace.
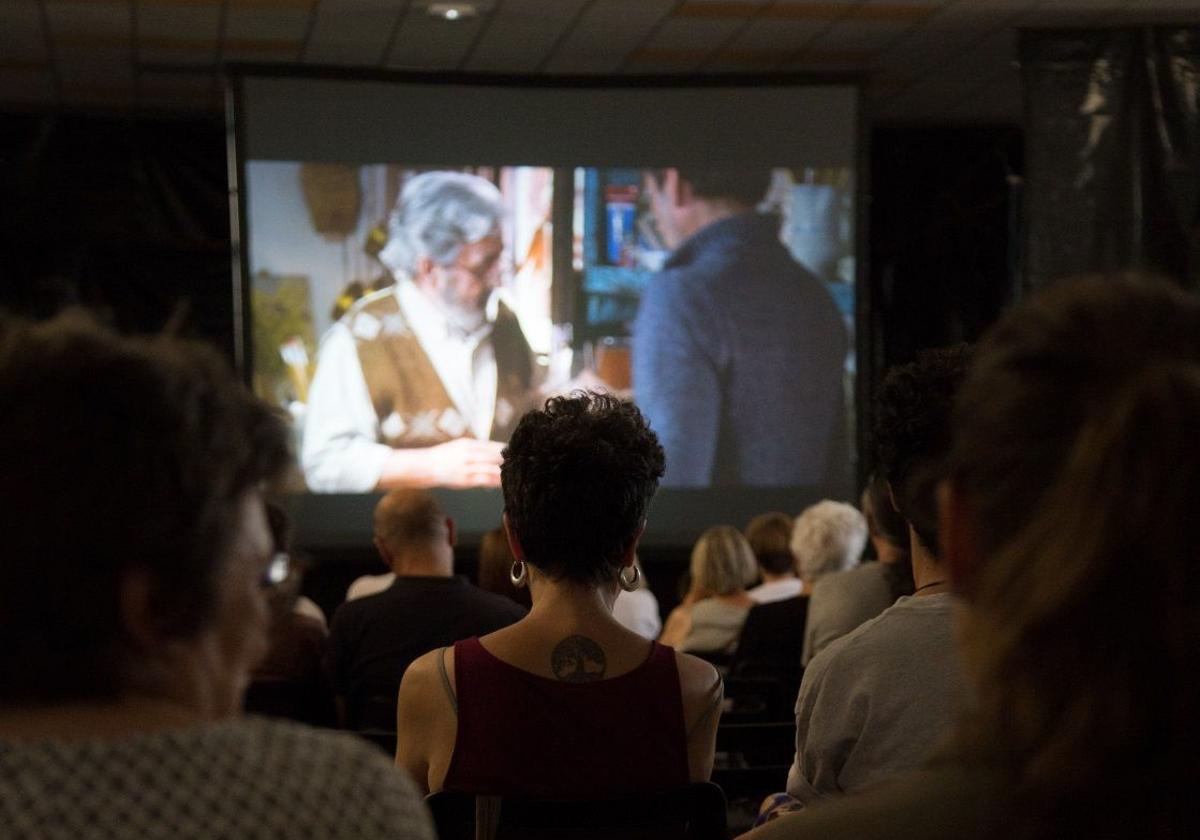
428,3,478,21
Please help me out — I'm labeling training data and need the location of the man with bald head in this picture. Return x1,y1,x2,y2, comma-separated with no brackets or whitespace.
326,489,525,730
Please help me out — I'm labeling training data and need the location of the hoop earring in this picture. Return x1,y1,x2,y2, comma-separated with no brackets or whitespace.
509,560,528,589
618,564,640,592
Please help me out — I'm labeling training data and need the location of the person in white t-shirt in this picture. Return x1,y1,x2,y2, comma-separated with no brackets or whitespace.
612,561,661,638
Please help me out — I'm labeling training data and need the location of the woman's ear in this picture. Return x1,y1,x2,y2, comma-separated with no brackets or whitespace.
937,479,977,599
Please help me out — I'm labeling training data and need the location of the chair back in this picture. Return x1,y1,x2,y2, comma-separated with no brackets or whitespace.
425,782,727,840
711,721,796,802
243,678,335,727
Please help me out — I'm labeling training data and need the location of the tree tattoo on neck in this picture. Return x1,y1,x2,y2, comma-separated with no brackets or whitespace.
550,635,607,683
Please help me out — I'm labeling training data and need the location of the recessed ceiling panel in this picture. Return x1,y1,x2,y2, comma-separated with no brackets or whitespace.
225,7,310,41
542,0,677,74
138,5,221,64
303,1,398,65
45,1,132,48
0,3,48,61
387,13,484,70
623,16,746,71
462,0,591,72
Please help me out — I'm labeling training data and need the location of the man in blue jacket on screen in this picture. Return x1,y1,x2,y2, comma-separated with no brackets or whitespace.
633,168,848,488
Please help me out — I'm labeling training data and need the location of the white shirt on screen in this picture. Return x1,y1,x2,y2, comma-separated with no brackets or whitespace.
301,281,500,493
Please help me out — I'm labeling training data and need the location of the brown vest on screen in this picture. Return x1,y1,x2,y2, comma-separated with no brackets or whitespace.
346,287,536,448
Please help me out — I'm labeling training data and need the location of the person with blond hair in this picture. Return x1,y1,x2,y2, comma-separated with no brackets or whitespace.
660,525,758,654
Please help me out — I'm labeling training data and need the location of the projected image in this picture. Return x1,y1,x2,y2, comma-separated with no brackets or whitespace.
245,162,854,492
247,163,561,493
574,167,855,489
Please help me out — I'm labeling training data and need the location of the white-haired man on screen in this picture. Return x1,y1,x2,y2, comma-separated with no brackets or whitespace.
302,171,539,492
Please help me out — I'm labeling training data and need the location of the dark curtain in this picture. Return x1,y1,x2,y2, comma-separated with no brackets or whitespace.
865,124,1022,477
0,112,233,355
1021,27,1200,292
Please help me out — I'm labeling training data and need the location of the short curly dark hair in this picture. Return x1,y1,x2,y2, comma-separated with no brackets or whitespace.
0,313,290,704
873,344,971,552
501,391,665,587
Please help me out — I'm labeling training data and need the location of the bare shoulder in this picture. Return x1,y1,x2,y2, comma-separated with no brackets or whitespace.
398,646,456,708
673,650,722,700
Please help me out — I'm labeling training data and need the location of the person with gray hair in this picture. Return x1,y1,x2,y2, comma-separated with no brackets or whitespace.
790,500,868,590
302,170,538,492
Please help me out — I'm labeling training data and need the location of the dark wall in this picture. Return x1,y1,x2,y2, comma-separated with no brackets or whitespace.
867,126,1022,370
0,112,234,353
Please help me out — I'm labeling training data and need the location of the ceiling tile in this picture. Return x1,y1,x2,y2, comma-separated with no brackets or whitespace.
542,0,677,74
705,16,827,70
224,7,310,41
139,5,222,39
623,16,746,70
463,0,591,72
0,3,48,61
812,19,913,51
728,16,829,50
387,13,484,70
45,1,132,46
303,1,397,65
138,6,222,63
641,16,746,51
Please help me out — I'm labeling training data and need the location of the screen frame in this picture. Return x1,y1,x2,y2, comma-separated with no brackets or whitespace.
226,64,872,548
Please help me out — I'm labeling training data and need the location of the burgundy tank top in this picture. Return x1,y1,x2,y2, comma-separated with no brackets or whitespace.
441,636,691,796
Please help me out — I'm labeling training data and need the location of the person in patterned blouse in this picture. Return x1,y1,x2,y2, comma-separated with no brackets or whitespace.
0,314,432,839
